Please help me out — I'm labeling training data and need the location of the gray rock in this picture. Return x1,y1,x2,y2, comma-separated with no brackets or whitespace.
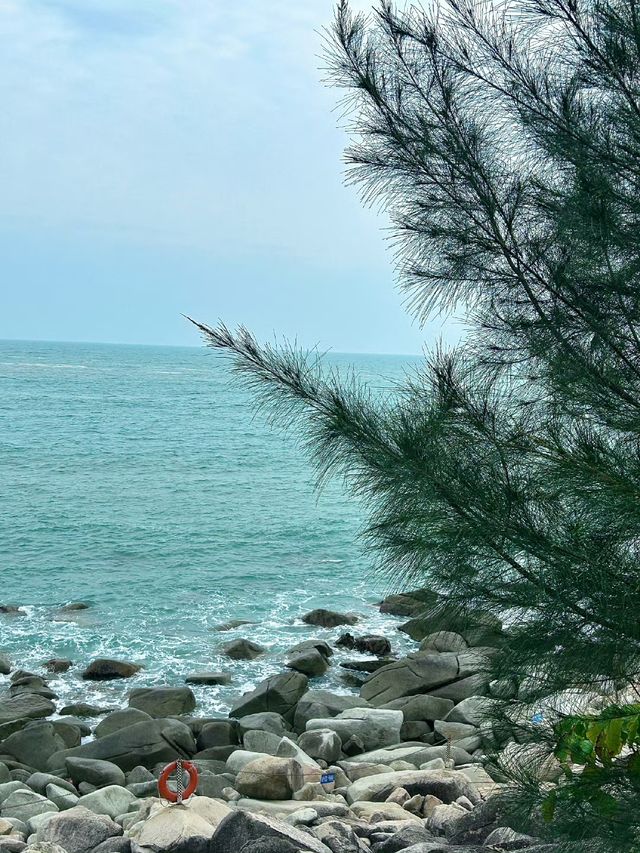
81,660,141,681
287,641,333,659
0,656,10,676
226,750,272,776
399,606,503,646
39,806,122,853
335,633,391,656
311,819,369,853
65,758,125,789
276,737,321,772
286,650,329,678
76,786,136,819
45,784,78,811
51,719,86,747
294,691,370,734
378,589,439,617
2,723,67,772
59,703,109,718
0,766,9,785
195,771,230,800
301,610,358,629
124,766,154,785
213,619,255,632
381,695,454,723
185,672,232,686
307,708,403,752
230,672,308,724
196,721,238,751
128,687,196,718
0,840,27,853
47,718,196,772
297,730,342,764
0,695,55,726
0,783,29,805
235,756,305,800
238,713,290,737
26,774,76,797
210,810,331,853
444,697,491,727
43,660,72,674
419,632,468,653
125,781,157,797
346,769,481,805
27,809,59,836
223,639,266,660
360,653,467,706
428,674,489,703
433,720,479,742
94,709,153,739
0,790,58,823
372,826,435,852
242,730,283,755
0,607,24,617
92,839,131,853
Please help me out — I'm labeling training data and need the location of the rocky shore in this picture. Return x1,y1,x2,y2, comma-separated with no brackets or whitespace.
0,592,557,853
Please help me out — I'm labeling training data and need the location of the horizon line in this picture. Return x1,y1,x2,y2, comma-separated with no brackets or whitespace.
0,336,423,359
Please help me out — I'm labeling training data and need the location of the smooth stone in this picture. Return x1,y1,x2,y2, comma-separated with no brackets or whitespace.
76,786,136,820
381,695,455,722
0,784,29,806
51,720,85,748
287,641,333,659
59,704,109,718
301,610,358,629
306,708,403,752
242,730,283,756
349,801,422,822
213,619,255,632
185,672,232,686
81,660,141,681
419,631,468,653
226,751,272,776
346,769,481,806
223,639,265,660
238,713,290,737
128,687,196,718
0,656,10,676
43,661,72,674
196,721,238,751
45,785,79,811
286,650,329,678
297,731,342,764
94,710,153,740
293,691,371,734
0,790,58,823
335,633,391,656
444,697,491,727
235,757,305,801
65,758,125,789
360,653,467,706
378,590,440,617
26,775,76,797
1,724,66,773
0,696,55,726
276,738,321,773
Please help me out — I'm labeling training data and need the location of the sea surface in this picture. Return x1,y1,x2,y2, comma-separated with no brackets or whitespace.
0,339,419,716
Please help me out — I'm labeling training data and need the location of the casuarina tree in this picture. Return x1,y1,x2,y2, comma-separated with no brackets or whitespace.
191,1,640,849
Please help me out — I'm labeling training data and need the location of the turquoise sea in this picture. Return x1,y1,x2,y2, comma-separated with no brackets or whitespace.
0,339,418,715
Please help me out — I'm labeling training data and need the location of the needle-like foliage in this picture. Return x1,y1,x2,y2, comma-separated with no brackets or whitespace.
191,0,640,848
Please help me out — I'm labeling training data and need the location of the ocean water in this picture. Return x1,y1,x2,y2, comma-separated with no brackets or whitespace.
0,339,418,716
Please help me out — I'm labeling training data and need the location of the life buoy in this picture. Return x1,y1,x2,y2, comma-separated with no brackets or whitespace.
157,760,199,802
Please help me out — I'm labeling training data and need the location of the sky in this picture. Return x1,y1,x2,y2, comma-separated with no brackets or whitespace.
0,0,452,354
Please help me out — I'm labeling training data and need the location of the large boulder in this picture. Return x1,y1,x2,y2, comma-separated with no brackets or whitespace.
0,655,10,676
381,694,454,722
0,694,55,725
223,639,265,660
235,756,305,800
286,641,333,659
306,708,402,752
94,708,153,739
399,606,503,646
47,718,195,772
229,672,308,724
360,652,483,706
185,672,232,686
237,713,290,737
132,797,231,851
293,690,370,734
285,650,329,678
65,758,125,789
81,660,141,681
301,610,358,629
196,721,238,751
39,806,122,853
345,769,481,805
297,730,342,764
210,810,331,853
76,786,136,820
1,722,67,771
378,589,439,617
128,687,196,718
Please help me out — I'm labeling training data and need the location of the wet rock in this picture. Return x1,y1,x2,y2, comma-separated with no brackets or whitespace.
9,675,57,700
0,607,24,617
81,660,141,681
399,606,503,647
50,719,84,748
43,661,72,674
59,704,110,718
65,758,125,789
210,810,331,853
1,723,66,772
59,603,90,612
238,713,291,737
236,756,305,800
38,805,122,853
336,633,391,656
378,590,439,617
301,610,359,629
286,650,330,678
287,641,333,659
223,639,266,660
213,619,255,632
94,709,152,739
185,672,232,686
128,687,196,718
360,652,478,706
428,674,489,703
230,672,308,724
294,691,370,734
0,695,55,726
0,656,10,676
340,660,394,674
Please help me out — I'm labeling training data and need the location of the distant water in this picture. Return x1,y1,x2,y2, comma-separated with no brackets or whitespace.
0,340,419,716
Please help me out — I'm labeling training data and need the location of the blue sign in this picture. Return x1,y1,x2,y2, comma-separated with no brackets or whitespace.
532,712,544,724
321,773,336,784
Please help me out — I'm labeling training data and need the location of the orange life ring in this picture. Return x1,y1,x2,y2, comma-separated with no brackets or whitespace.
157,760,199,802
